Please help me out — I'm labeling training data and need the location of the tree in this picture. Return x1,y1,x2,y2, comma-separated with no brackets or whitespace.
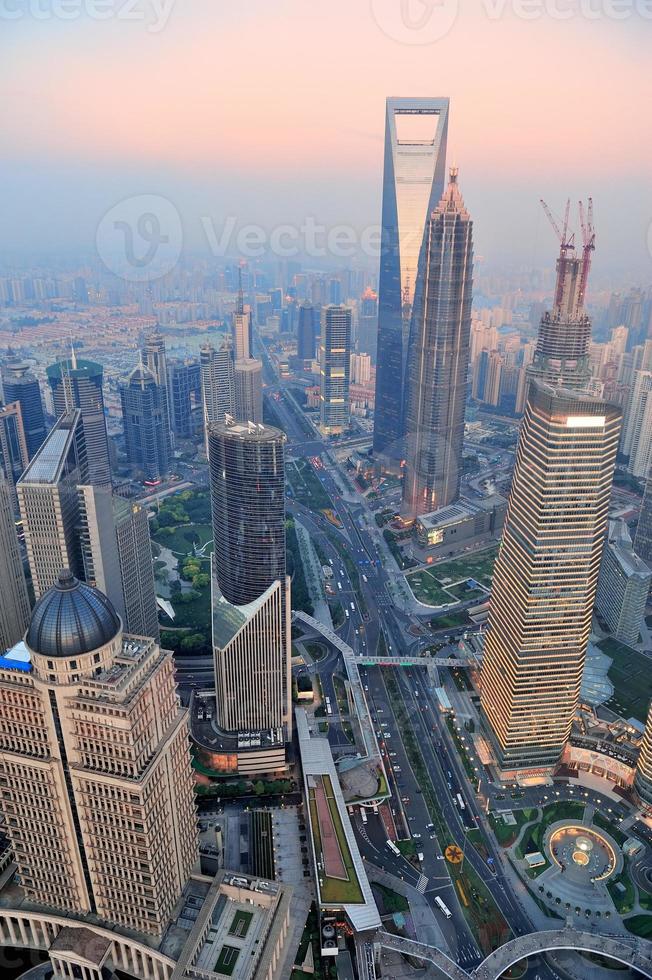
181,633,206,652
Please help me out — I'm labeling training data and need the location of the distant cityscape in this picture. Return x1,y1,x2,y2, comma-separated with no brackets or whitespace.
0,91,651,980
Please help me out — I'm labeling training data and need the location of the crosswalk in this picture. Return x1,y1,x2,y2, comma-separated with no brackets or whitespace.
415,873,429,894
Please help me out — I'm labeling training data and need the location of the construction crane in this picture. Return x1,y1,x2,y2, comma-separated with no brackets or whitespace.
577,197,595,315
540,198,576,314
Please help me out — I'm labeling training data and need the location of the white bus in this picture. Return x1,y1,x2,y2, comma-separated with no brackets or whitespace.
360,808,368,825
386,839,401,857
456,793,466,811
434,896,452,919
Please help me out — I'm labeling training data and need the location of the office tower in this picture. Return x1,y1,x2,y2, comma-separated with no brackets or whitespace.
233,273,253,360
480,383,621,774
143,329,173,450
47,356,111,487
0,571,198,934
373,97,449,469
319,305,352,435
17,410,88,598
208,420,291,737
636,703,652,807
0,400,30,508
595,519,651,647
0,474,30,651
401,167,473,521
525,202,594,398
1,360,47,458
120,363,171,481
234,358,263,423
78,485,160,641
358,287,378,362
297,302,317,362
200,341,235,427
167,358,200,439
329,277,342,305
622,370,652,478
634,469,652,566
351,352,372,386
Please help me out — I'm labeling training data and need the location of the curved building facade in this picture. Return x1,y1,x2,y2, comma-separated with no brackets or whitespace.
47,358,111,488
208,420,286,605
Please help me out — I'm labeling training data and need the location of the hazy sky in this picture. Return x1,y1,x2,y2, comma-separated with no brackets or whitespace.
2,1,651,281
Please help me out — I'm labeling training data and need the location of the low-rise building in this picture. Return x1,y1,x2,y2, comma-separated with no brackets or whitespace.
414,494,507,558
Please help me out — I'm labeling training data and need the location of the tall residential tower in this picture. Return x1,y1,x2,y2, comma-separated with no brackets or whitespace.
319,305,352,436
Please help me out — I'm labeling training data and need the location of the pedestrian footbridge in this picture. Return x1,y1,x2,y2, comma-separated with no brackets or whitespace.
377,926,652,980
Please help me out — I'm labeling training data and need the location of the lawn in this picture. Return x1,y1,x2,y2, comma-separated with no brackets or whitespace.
607,874,636,914
624,914,652,939
153,523,213,555
430,610,472,630
286,458,333,511
407,545,498,606
215,945,240,976
489,809,538,848
601,638,652,723
229,909,253,938
515,801,586,859
308,776,364,905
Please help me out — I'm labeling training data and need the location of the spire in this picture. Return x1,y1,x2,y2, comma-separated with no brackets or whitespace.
70,338,78,371
236,266,244,316
436,165,469,217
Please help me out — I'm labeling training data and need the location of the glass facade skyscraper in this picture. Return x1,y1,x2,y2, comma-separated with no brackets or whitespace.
373,97,449,469
47,357,111,487
401,168,473,521
120,364,171,481
2,360,47,458
319,305,352,436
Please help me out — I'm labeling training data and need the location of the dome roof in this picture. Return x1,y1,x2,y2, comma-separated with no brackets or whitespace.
27,570,121,659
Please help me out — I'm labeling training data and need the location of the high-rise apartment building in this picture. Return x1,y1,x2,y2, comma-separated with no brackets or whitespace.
1,360,47,458
595,519,651,647
208,420,291,739
47,356,111,487
18,410,88,598
233,277,253,361
120,363,171,481
0,571,198,934
480,383,621,774
373,97,449,469
297,303,317,362
200,341,235,427
358,287,378,362
319,305,352,436
78,485,160,641
634,469,652,566
401,168,473,521
0,473,30,651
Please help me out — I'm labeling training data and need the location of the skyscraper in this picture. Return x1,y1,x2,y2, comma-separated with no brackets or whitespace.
233,273,253,361
480,383,621,774
525,202,594,397
636,702,652,807
18,410,88,598
622,370,652,478
1,360,47,458
120,363,171,481
78,485,160,641
208,420,291,738
595,519,651,647
634,468,652,566
47,356,111,487
0,400,30,509
200,341,235,426
167,358,201,439
297,302,317,362
373,97,449,469
234,358,263,423
401,167,473,521
0,571,198,934
143,329,174,452
358,287,378,362
0,473,30,652
319,305,352,436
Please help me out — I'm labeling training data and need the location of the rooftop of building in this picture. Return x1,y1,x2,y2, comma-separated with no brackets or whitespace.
46,357,103,380
207,418,284,443
18,411,80,485
606,519,652,580
26,570,122,659
295,709,380,934
416,493,506,530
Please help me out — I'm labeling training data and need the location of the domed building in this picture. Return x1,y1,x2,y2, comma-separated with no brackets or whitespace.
0,570,198,935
